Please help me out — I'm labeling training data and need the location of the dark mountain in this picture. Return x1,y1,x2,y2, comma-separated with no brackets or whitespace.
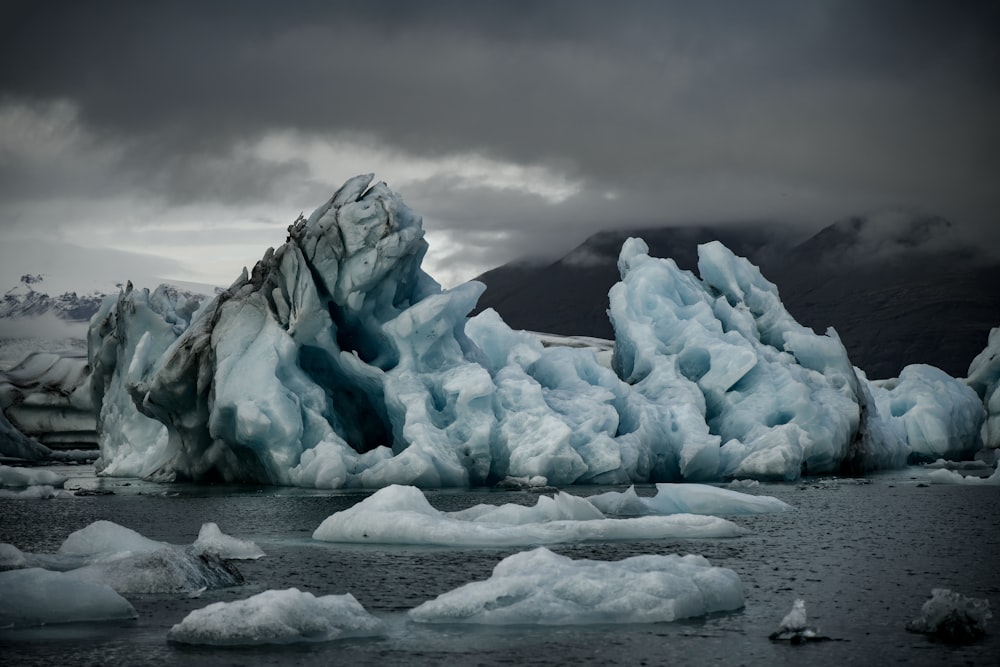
473,213,1000,379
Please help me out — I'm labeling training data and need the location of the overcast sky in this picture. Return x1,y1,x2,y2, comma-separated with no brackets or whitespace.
1,0,997,289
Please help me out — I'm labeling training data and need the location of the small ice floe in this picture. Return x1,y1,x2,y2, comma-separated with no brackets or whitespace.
0,464,67,488
312,485,746,547
586,483,792,516
167,588,383,645
409,547,744,625
0,484,74,499
727,479,760,489
192,522,265,560
923,458,992,471
6,520,245,596
924,465,1000,486
906,588,991,642
0,542,28,570
769,599,829,643
0,568,137,628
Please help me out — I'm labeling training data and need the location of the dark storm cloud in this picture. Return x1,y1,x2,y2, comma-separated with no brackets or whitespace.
1,0,998,280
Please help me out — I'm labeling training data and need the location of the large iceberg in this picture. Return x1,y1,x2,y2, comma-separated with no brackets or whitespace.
85,174,984,488
409,547,743,624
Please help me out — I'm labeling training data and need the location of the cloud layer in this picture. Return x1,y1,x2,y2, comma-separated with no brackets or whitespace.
1,1,997,286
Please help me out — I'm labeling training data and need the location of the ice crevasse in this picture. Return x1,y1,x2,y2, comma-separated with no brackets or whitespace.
87,175,988,488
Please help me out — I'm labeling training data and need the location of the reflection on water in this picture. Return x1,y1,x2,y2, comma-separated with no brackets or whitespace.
2,466,998,666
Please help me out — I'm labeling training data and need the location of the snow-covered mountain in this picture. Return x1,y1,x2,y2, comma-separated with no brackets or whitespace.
1,274,107,322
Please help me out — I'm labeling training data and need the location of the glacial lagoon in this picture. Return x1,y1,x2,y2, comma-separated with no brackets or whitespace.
2,464,997,666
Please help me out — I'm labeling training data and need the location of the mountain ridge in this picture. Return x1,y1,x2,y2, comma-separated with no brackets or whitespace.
473,212,1000,379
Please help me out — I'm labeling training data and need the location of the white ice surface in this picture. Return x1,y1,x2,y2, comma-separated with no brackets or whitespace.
924,465,1000,486
0,465,67,488
11,520,245,595
167,589,383,645
0,567,137,627
0,485,73,499
409,547,744,624
312,485,746,546
192,522,265,560
586,483,792,516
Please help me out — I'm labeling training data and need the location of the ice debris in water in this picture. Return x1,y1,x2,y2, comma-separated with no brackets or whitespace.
924,464,1000,486
312,484,746,546
0,484,74,499
7,520,245,596
0,542,28,569
0,464,67,488
906,588,991,642
167,588,383,646
0,568,137,627
585,483,792,516
83,174,988,489
192,522,265,560
409,546,744,625
769,598,827,643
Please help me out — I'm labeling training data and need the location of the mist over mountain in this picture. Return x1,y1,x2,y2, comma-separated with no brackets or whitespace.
473,212,1000,379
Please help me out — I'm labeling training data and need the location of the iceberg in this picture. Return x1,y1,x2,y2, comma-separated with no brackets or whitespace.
867,365,985,462
167,588,383,645
610,237,902,480
906,588,991,642
0,568,137,627
586,483,793,516
312,485,746,546
409,547,743,624
85,174,962,488
966,326,1000,449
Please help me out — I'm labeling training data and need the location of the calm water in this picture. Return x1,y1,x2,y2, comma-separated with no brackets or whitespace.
1,466,998,666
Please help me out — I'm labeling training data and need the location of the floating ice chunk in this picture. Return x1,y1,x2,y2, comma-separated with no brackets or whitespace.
924,465,1000,486
906,588,991,642
409,547,743,624
192,523,265,560
167,589,383,645
0,464,66,488
923,458,992,470
9,520,244,595
312,485,745,546
727,479,760,489
587,483,792,516
69,547,244,595
0,484,73,499
0,543,27,569
58,520,168,558
0,568,137,627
